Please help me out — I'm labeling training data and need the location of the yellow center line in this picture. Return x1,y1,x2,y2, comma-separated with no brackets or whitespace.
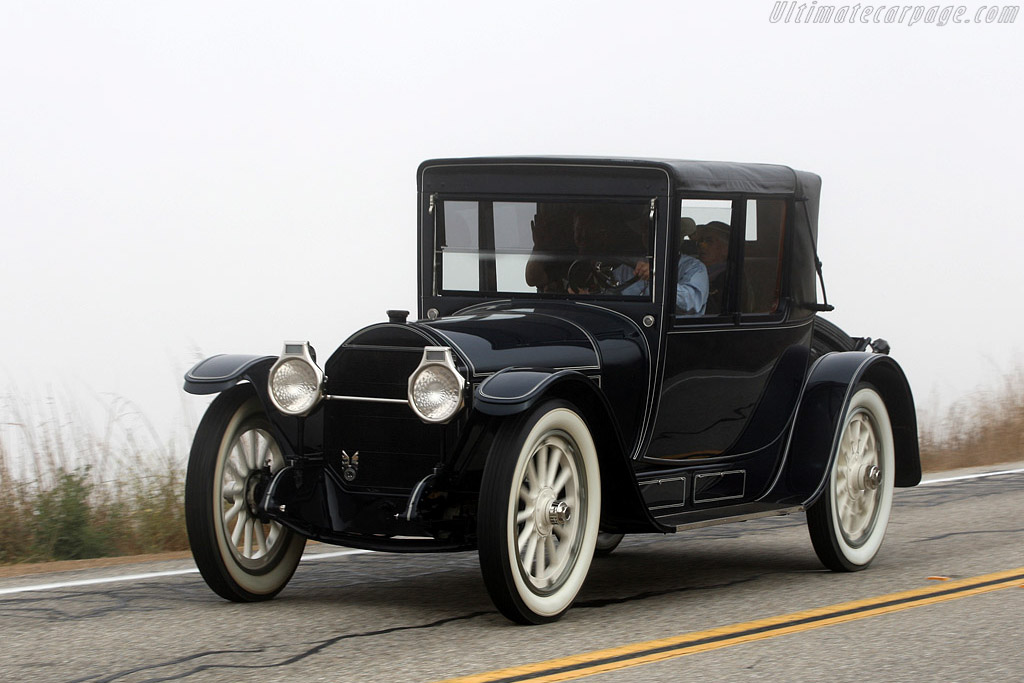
436,567,1024,683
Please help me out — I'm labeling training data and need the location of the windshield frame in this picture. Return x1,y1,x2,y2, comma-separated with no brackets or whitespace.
432,195,656,301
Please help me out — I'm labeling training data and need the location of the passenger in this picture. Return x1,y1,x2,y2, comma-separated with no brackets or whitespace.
666,217,709,315
696,221,730,315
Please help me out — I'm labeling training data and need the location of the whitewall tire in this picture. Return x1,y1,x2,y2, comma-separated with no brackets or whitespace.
185,386,306,601
478,401,601,624
807,384,895,571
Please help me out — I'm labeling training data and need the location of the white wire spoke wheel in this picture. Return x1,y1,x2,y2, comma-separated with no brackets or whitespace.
185,387,306,601
478,401,601,624
807,385,895,571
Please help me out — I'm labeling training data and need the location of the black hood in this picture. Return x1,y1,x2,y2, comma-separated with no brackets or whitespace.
422,308,599,378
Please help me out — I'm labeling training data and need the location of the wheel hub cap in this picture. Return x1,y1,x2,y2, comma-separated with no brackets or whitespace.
548,500,572,526
860,464,882,491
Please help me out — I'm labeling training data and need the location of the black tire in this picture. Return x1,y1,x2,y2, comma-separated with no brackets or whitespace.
594,532,625,556
811,317,855,359
477,400,601,624
185,385,306,601
806,383,895,571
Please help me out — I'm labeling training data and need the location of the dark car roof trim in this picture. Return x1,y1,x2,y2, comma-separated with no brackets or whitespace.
418,156,820,198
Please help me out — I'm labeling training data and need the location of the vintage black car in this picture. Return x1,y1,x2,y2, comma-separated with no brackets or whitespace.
183,157,920,624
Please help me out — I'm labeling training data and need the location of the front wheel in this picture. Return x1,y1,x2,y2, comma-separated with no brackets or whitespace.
185,386,306,601
478,400,601,624
806,384,895,571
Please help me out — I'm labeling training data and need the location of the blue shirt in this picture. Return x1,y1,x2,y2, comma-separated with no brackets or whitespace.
619,255,709,315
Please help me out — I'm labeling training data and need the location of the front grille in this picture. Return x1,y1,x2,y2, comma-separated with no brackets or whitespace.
324,342,444,491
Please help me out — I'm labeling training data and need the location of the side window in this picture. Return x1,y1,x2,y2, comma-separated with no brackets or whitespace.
740,199,787,314
680,199,733,316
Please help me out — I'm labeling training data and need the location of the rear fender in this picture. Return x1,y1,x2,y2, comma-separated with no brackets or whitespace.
780,352,920,506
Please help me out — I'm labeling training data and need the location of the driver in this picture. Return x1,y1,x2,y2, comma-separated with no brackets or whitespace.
571,209,708,315
568,209,631,293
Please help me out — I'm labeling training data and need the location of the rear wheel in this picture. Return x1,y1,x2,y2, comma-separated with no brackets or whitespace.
806,384,895,571
478,400,601,624
811,317,855,359
185,386,306,601
595,532,625,556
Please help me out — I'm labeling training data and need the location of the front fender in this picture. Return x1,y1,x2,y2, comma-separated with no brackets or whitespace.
183,354,275,395
473,368,663,533
777,351,920,506
474,368,599,416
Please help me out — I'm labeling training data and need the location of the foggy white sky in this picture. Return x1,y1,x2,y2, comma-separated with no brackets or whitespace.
2,1,1022,466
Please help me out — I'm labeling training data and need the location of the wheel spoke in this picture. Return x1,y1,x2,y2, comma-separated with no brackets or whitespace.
545,536,558,580
227,446,248,478
536,445,548,488
230,510,246,546
224,498,244,524
254,522,268,557
222,480,243,501
266,522,281,548
546,446,561,487
518,521,535,553
516,506,534,525
258,436,271,470
534,535,547,579
523,534,539,572
248,431,261,470
243,518,254,557
552,467,572,496
519,480,533,505
526,459,539,493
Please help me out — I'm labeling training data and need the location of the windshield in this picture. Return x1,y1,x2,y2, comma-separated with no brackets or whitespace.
437,199,653,297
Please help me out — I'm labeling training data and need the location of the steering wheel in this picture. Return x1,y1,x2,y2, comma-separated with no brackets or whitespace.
567,259,640,293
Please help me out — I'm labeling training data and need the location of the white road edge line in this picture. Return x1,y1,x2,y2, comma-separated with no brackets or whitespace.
3,467,1021,597
0,548,370,596
920,467,1024,485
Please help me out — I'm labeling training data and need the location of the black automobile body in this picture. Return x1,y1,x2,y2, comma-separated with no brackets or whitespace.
183,157,920,623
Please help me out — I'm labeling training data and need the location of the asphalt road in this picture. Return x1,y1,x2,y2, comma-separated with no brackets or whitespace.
1,463,1021,683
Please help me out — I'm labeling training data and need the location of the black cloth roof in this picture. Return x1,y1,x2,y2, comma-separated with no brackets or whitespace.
418,156,820,200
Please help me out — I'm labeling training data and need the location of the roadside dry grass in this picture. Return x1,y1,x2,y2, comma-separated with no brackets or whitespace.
0,393,189,565
0,372,1021,566
918,368,1024,472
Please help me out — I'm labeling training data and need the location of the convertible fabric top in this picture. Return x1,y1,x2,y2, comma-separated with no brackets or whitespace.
418,156,821,201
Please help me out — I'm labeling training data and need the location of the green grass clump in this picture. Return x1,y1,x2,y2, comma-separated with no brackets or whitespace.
0,461,189,564
0,392,191,565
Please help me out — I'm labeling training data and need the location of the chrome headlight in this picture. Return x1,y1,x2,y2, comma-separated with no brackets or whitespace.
268,341,324,416
408,347,465,424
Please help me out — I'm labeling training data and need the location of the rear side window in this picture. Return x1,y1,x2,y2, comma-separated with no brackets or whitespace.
677,197,789,319
740,199,787,314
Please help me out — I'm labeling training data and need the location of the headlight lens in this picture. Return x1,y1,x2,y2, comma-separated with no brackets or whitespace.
269,356,322,416
408,347,464,423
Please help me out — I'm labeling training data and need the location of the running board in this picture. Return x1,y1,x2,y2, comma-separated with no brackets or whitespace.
672,505,804,532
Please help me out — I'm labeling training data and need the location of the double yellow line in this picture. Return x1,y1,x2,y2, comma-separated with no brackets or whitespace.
438,567,1024,683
